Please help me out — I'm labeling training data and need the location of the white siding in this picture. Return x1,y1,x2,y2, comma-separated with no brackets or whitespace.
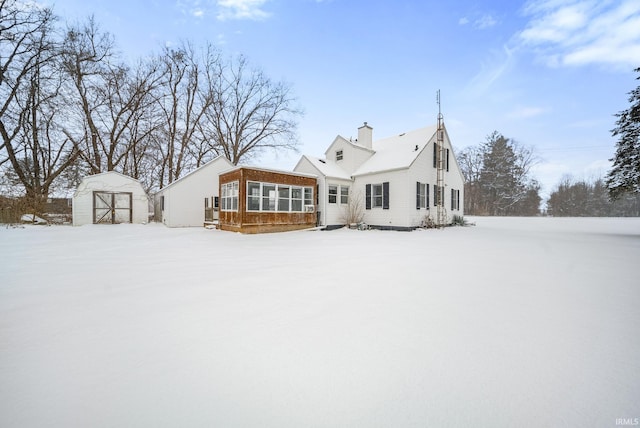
72,172,149,226
406,133,465,226
155,157,233,227
323,178,355,226
324,136,374,176
355,170,410,229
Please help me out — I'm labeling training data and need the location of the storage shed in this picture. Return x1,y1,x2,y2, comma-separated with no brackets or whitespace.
154,156,234,227
218,167,317,233
72,171,149,226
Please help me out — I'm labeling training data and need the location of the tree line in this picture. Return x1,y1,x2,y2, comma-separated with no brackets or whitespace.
547,176,640,217
460,66,640,217
458,131,640,217
0,0,302,214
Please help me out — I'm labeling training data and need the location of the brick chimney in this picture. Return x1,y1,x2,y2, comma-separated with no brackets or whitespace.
357,122,373,149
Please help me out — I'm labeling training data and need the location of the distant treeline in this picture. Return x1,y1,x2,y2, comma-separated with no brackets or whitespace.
547,177,640,217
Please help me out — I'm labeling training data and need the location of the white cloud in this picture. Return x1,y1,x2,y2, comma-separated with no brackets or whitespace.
459,13,499,29
517,0,640,69
468,45,515,94
476,14,498,29
507,106,549,119
216,0,271,21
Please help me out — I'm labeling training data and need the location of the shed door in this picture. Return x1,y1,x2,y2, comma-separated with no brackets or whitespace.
93,191,133,224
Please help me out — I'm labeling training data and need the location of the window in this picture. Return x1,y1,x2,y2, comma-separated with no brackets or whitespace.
365,182,389,210
328,185,338,204
262,184,276,211
336,150,343,161
340,186,349,204
247,182,261,211
221,181,239,211
416,182,428,209
451,189,460,211
278,185,290,211
246,181,313,212
433,184,444,207
291,187,303,212
304,187,313,207
372,184,383,208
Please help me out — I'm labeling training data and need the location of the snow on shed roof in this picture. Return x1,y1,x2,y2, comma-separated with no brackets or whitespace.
300,155,352,180
352,125,438,176
155,156,233,193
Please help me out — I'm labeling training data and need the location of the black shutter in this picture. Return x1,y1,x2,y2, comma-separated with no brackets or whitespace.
451,188,455,210
383,182,389,210
433,143,437,168
426,183,430,207
416,182,421,210
365,184,371,210
446,149,450,171
433,184,437,206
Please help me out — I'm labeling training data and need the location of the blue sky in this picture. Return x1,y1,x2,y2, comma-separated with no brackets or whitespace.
47,0,640,199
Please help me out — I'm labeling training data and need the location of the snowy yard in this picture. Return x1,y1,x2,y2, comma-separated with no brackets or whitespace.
1,217,639,427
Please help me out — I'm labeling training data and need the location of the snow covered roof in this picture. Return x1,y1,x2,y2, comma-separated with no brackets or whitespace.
155,156,233,193
352,125,438,176
223,165,318,179
299,155,352,180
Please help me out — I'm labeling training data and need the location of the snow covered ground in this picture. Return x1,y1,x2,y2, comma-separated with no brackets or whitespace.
1,217,639,427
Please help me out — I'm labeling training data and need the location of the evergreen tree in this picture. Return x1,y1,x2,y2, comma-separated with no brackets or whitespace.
479,131,536,215
606,67,640,200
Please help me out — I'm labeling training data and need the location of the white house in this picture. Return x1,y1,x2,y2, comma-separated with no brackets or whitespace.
294,122,465,230
72,171,149,226
154,156,234,227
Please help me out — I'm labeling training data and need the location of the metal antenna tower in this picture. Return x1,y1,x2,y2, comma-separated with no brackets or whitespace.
436,90,446,227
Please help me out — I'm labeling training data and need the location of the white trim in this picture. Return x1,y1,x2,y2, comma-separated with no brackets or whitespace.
246,180,314,213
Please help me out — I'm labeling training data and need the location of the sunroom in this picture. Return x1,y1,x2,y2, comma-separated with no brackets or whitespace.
218,167,317,233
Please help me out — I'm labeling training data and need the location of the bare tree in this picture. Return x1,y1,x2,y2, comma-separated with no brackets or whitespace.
458,145,484,215
59,16,114,174
153,43,218,188
0,0,78,214
203,53,303,165
339,190,365,226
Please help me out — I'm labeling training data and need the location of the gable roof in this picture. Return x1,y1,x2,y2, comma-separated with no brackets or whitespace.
324,135,375,158
156,156,233,193
296,155,352,180
352,125,438,176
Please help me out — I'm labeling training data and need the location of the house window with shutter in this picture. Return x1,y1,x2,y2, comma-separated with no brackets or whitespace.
433,184,444,207
366,182,389,209
451,189,460,211
372,184,383,207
